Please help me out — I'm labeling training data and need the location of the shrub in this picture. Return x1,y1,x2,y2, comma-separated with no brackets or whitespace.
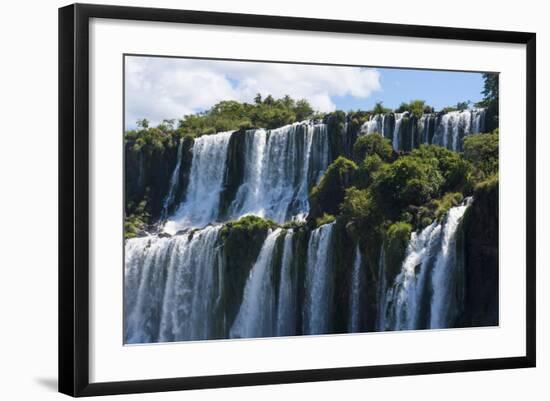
309,157,358,219
352,133,393,163
384,221,412,280
315,213,336,227
355,154,384,189
411,145,473,193
432,192,464,220
463,131,499,179
373,156,444,219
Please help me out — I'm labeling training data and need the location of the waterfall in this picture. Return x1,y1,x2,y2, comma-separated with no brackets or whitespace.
157,226,222,342
433,110,485,151
355,108,485,152
124,225,223,343
362,114,386,136
429,201,470,328
276,230,297,336
230,229,282,339
384,222,442,331
383,200,471,331
303,223,335,335
164,131,233,233
228,122,330,223
124,236,172,344
161,138,183,218
376,245,388,331
471,108,486,133
125,106,491,344
349,245,363,333
392,112,406,150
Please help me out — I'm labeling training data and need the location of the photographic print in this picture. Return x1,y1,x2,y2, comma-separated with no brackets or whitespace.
123,55,499,344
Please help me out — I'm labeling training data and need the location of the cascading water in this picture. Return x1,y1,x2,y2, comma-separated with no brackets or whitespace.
433,109,484,151
383,200,471,331
125,108,491,344
471,108,486,134
164,131,233,233
348,245,363,333
228,122,330,223
161,138,183,218
392,112,406,150
355,108,485,152
429,200,470,328
125,225,223,343
276,230,297,336
230,229,282,339
303,223,335,335
361,114,386,135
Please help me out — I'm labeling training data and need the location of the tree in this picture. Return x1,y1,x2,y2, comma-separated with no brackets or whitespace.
396,100,431,117
137,118,149,129
480,73,499,131
463,130,499,179
352,133,393,163
482,73,499,104
294,99,314,121
373,156,444,218
411,145,472,193
263,95,275,105
309,157,358,219
372,101,391,114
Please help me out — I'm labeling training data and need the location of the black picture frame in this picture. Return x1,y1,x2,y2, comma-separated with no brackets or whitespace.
59,3,536,397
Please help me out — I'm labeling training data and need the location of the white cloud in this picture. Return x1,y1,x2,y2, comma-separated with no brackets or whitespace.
125,56,381,129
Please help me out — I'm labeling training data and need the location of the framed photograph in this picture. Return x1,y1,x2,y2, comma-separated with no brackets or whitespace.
59,3,536,397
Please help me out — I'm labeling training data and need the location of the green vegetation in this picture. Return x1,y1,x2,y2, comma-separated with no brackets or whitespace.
463,129,499,180
309,157,358,220
372,101,392,115
352,133,393,163
384,222,412,279
477,73,499,131
432,192,464,220
178,95,315,136
315,213,336,227
396,100,435,117
123,95,498,255
220,215,276,239
307,131,497,268
124,201,149,239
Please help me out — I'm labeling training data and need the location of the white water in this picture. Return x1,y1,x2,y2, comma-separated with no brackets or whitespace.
361,114,385,135
349,245,363,333
124,225,223,343
384,222,442,330
228,122,330,224
383,200,470,331
164,131,233,233
230,229,282,339
161,138,183,218
355,108,485,152
276,230,296,336
435,109,484,151
429,201,470,328
303,223,335,335
392,112,406,150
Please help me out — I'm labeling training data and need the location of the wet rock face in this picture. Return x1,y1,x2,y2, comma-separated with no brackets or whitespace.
125,136,193,221
460,182,499,327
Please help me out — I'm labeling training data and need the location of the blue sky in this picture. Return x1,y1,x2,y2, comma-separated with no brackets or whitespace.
333,68,484,112
125,56,486,129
